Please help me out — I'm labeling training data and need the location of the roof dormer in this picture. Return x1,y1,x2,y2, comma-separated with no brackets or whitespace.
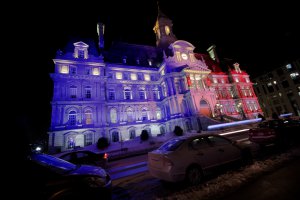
73,41,89,59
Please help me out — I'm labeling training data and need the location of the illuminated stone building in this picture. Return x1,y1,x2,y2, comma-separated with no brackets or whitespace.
48,9,262,151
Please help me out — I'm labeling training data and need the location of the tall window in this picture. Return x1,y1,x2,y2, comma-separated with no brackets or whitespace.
160,126,165,135
108,89,115,100
144,74,150,81
126,107,134,122
124,88,132,100
116,72,123,79
142,108,148,121
129,129,136,139
68,111,77,126
139,88,146,100
78,50,84,58
70,86,77,98
156,108,162,120
112,131,119,142
153,89,160,100
85,67,91,75
85,86,92,99
110,108,117,123
85,133,93,145
85,110,92,124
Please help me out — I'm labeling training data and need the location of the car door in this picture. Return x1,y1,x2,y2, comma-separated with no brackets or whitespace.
190,136,221,169
207,135,242,165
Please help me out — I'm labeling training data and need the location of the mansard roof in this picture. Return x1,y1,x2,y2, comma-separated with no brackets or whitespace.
103,42,163,67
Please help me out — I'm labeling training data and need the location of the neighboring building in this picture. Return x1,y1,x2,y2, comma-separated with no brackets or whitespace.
253,59,300,118
48,8,261,152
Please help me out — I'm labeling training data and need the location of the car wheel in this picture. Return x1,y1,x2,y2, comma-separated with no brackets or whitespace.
186,166,203,185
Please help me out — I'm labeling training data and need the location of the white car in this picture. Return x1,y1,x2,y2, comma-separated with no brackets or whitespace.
148,133,251,185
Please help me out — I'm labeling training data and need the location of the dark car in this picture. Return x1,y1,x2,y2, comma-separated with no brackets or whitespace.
56,150,108,169
248,119,300,147
25,153,112,200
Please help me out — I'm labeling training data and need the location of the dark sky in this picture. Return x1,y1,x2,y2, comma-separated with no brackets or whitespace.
16,0,299,141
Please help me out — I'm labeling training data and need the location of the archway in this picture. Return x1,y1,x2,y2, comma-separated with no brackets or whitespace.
199,99,211,117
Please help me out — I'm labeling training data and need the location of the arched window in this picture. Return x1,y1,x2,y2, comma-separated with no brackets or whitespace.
70,85,77,98
110,108,117,123
68,111,77,126
67,136,75,149
85,109,92,124
112,131,119,142
126,107,134,122
124,88,132,100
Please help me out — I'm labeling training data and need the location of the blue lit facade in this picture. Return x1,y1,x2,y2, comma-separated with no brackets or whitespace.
48,10,262,152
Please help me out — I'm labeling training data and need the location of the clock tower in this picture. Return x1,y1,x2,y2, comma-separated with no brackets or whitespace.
153,3,177,55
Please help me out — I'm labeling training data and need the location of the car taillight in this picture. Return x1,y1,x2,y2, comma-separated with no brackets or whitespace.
163,156,173,167
103,153,108,160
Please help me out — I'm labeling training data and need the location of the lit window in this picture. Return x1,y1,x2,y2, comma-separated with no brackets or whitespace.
213,78,218,83
290,72,299,79
131,73,137,80
85,110,92,124
165,26,170,35
144,74,150,81
110,108,117,123
267,82,272,86
116,72,123,79
92,67,100,75
286,64,292,69
60,65,69,74
156,108,162,120
235,78,239,82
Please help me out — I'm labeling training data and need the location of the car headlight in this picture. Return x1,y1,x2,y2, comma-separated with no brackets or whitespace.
84,176,106,188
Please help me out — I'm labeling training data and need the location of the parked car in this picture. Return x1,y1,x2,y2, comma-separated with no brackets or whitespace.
56,150,108,169
148,133,252,185
248,119,300,147
25,153,112,200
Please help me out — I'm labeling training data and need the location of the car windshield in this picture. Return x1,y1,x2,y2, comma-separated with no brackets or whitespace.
31,153,77,174
158,138,185,151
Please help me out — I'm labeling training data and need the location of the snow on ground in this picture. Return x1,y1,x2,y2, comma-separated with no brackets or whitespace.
155,147,300,200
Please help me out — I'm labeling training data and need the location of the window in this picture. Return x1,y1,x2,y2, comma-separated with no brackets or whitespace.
124,88,132,100
92,67,100,75
286,64,292,70
138,73,143,80
110,108,117,123
78,50,84,58
116,72,123,79
70,86,77,98
129,129,136,139
112,131,119,142
123,73,129,80
153,89,160,100
85,67,91,75
107,72,113,79
160,126,165,135
60,65,69,74
70,66,77,75
68,111,77,126
144,74,150,81
139,88,146,100
85,86,91,99
165,25,170,35
156,108,162,120
108,89,115,100
235,78,239,82
126,107,134,122
85,110,92,124
131,73,137,80
142,109,148,121
85,133,93,145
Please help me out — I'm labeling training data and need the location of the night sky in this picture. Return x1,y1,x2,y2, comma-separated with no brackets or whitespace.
15,0,299,143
